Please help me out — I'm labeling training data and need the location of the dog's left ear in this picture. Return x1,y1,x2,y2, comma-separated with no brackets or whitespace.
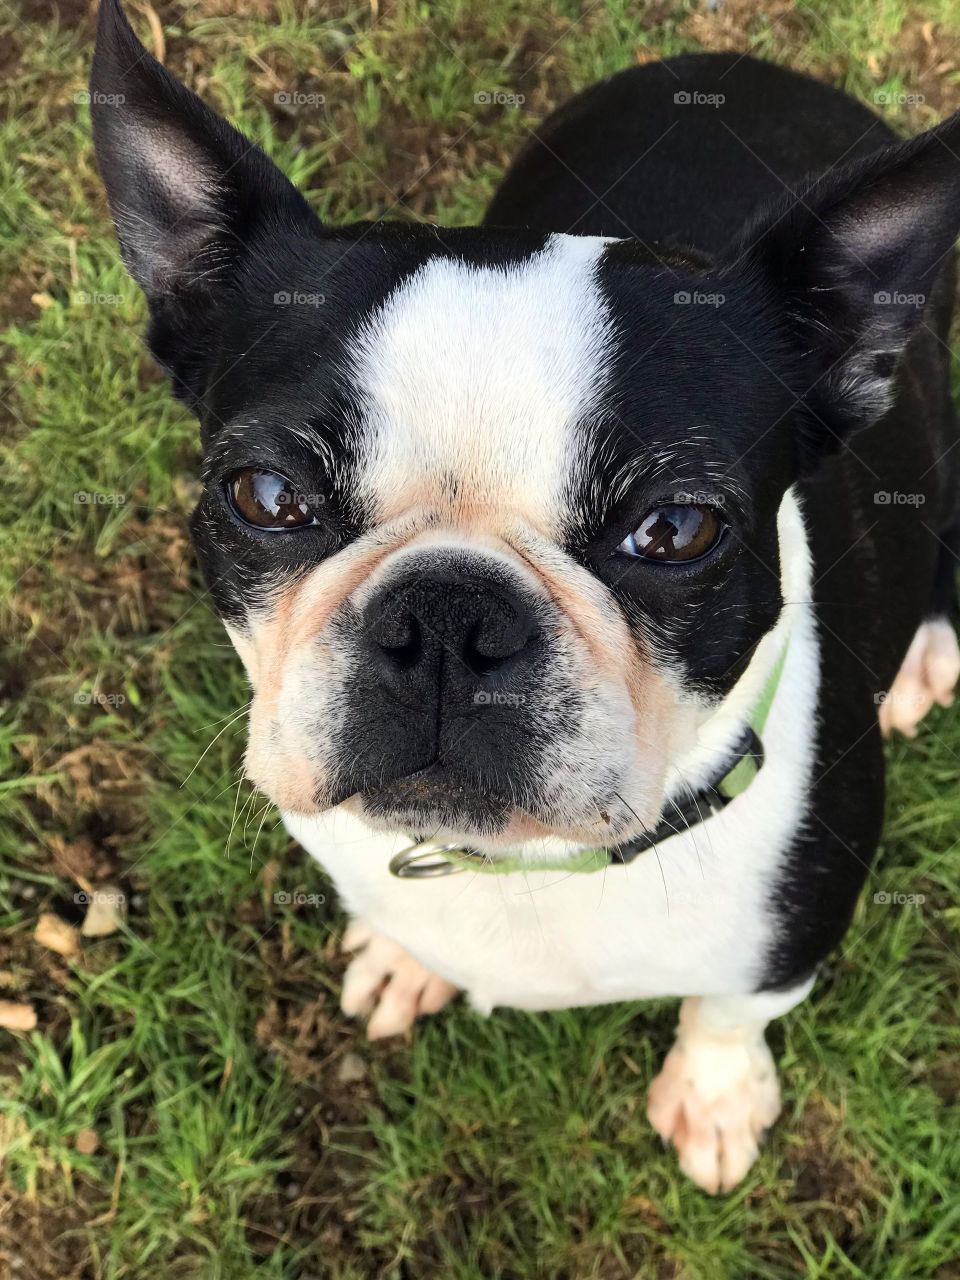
724,111,960,453
90,0,316,308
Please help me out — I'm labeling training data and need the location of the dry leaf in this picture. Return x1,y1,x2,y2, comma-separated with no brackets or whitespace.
80,885,125,938
75,1128,100,1155
0,1001,37,1032
35,912,79,957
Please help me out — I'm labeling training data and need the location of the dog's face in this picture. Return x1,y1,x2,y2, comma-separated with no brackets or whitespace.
92,0,960,851
187,230,795,845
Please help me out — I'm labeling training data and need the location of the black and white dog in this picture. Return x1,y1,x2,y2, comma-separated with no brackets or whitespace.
91,0,960,1191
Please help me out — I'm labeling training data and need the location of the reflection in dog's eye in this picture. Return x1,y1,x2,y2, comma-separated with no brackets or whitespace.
618,504,721,562
227,469,318,530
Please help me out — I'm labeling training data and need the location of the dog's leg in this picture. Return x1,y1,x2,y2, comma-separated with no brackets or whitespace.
878,617,960,737
340,919,459,1040
647,980,813,1193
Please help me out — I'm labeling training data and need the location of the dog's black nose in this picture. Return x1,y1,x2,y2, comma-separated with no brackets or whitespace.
364,563,540,689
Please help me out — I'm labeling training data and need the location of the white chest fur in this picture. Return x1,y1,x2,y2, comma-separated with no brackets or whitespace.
283,490,819,1012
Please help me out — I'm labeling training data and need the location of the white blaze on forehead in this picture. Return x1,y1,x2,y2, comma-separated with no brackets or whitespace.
347,233,615,527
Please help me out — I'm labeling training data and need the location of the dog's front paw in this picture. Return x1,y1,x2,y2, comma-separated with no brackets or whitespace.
879,618,960,737
340,920,459,1039
647,997,781,1193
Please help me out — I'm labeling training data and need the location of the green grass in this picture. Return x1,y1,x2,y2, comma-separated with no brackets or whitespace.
2,0,960,1276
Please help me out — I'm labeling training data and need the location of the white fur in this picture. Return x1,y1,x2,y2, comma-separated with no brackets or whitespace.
284,487,819,1014
347,234,615,529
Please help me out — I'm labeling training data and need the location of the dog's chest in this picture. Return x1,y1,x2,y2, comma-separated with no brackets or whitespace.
284,594,819,1011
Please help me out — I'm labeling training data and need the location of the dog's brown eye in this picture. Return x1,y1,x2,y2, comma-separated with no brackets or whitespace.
228,469,317,529
618,504,722,562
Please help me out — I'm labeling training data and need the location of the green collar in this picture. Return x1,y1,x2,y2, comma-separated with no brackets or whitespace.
389,636,789,879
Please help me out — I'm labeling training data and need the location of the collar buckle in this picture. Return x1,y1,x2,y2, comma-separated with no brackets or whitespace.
389,839,469,878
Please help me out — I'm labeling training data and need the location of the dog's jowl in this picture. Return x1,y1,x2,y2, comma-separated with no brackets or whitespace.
91,0,960,1192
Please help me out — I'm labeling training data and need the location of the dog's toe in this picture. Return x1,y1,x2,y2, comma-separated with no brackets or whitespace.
341,918,375,954
340,922,458,1038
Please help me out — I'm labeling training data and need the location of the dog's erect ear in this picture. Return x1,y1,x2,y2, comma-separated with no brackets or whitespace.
90,0,316,304
723,111,960,450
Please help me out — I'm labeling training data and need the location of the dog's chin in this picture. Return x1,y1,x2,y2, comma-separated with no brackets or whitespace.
356,770,512,837
336,769,652,852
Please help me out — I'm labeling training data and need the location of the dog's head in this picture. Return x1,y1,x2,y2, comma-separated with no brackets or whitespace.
91,0,960,855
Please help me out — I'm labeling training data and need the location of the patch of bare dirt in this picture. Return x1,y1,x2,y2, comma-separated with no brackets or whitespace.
892,12,960,118
779,1093,883,1243
239,924,403,1266
0,1177,102,1280
923,1055,960,1104
682,0,809,55
15,0,96,31
682,0,960,127
7,506,195,674
0,275,43,333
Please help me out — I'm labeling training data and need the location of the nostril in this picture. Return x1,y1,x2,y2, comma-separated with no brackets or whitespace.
373,611,423,670
464,614,539,674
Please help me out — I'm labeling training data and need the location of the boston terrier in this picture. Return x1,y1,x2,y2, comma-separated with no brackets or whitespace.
91,0,960,1191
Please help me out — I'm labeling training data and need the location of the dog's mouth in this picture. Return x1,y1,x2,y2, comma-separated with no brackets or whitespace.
357,766,513,836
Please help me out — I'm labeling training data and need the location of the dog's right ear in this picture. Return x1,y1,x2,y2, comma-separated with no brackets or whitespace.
90,0,316,306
